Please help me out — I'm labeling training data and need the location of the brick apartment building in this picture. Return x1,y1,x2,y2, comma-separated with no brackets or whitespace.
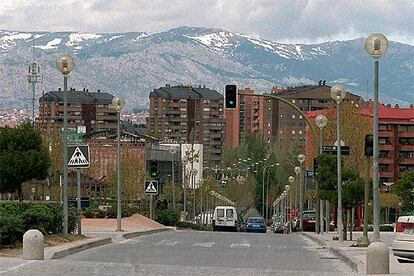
38,88,117,134
307,103,414,184
225,85,361,148
146,84,225,165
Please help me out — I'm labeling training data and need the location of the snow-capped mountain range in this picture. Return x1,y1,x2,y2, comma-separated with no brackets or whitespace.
0,26,413,109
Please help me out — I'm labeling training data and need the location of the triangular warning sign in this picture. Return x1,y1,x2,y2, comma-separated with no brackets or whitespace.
145,182,157,193
68,147,90,166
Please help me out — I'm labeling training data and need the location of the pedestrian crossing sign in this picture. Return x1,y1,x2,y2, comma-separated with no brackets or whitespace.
144,180,158,195
67,145,90,168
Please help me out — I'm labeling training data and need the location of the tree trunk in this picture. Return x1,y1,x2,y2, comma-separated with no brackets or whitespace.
17,185,22,202
350,207,354,241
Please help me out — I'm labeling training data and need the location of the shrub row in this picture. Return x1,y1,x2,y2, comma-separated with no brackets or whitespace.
0,201,78,247
82,205,147,219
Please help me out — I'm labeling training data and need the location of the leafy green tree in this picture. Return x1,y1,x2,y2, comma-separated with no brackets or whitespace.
394,171,414,212
0,122,51,200
342,169,365,209
315,154,338,204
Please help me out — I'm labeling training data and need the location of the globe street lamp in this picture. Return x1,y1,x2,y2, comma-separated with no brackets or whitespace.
331,84,347,241
56,53,75,236
294,166,301,215
315,114,328,234
113,95,125,231
365,33,389,242
297,154,306,230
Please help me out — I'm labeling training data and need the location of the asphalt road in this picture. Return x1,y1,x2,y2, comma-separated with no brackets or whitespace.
3,231,355,275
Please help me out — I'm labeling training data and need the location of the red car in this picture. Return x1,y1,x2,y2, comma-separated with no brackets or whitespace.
302,210,316,231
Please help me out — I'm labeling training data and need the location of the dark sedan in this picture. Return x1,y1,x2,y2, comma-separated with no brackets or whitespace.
245,217,267,233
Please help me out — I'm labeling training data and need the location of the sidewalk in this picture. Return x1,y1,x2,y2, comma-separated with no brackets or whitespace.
1,214,170,262
301,231,414,275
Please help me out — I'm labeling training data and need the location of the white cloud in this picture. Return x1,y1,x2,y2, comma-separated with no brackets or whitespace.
0,0,413,45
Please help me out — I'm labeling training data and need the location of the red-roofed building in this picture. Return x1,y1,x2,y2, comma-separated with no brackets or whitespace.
306,102,414,184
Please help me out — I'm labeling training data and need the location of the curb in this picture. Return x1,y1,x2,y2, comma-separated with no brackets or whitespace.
300,232,362,273
122,227,173,239
47,237,112,259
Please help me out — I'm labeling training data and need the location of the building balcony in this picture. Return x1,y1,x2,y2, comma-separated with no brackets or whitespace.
379,144,394,151
398,157,414,164
379,130,394,137
379,157,395,164
398,144,414,151
379,171,395,178
398,131,414,138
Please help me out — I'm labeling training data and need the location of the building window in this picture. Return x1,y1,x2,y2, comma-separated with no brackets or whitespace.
204,107,210,112
379,124,389,131
398,125,414,131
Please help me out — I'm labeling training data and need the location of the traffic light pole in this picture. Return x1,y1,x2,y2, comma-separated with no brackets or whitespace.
360,156,370,246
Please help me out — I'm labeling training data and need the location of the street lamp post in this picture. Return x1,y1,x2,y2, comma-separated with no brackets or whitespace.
266,163,279,221
316,114,328,234
288,176,294,219
330,84,347,241
113,96,125,232
56,53,75,236
298,154,306,230
169,147,177,209
365,33,389,242
262,164,273,218
285,185,291,233
294,166,301,215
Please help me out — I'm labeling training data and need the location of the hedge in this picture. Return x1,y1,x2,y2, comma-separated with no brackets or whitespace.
0,202,78,247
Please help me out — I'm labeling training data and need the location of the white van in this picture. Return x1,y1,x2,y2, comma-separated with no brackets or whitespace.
212,206,238,231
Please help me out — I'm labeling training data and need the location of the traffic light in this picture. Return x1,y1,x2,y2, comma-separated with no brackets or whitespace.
149,160,159,178
364,134,373,156
225,84,237,109
313,158,318,176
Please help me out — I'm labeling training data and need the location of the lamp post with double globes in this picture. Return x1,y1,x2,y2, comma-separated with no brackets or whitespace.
297,154,306,230
56,53,75,236
365,33,389,242
288,176,295,218
330,84,347,241
294,166,301,215
315,114,328,234
113,96,125,231
285,185,291,233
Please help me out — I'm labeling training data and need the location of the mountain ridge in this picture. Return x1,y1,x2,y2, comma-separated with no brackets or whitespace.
0,26,412,110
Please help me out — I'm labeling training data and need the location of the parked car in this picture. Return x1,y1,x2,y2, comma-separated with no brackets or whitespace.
302,210,316,231
245,217,267,233
393,216,414,261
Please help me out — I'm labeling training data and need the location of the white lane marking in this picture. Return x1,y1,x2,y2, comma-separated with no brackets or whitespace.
192,242,215,248
0,260,36,274
231,239,250,248
154,240,179,246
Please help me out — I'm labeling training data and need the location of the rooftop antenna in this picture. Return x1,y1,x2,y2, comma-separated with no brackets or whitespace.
27,36,43,125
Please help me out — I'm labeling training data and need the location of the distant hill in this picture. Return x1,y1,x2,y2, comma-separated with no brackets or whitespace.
0,26,413,110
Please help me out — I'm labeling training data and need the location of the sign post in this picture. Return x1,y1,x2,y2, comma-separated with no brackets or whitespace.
67,145,90,235
322,145,350,156
145,180,159,220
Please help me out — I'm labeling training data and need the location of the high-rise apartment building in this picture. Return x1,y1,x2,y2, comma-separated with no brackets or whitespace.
38,88,117,134
224,88,277,148
225,85,361,148
146,84,225,165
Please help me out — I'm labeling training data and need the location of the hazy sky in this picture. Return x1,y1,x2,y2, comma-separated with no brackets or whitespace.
1,0,413,45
